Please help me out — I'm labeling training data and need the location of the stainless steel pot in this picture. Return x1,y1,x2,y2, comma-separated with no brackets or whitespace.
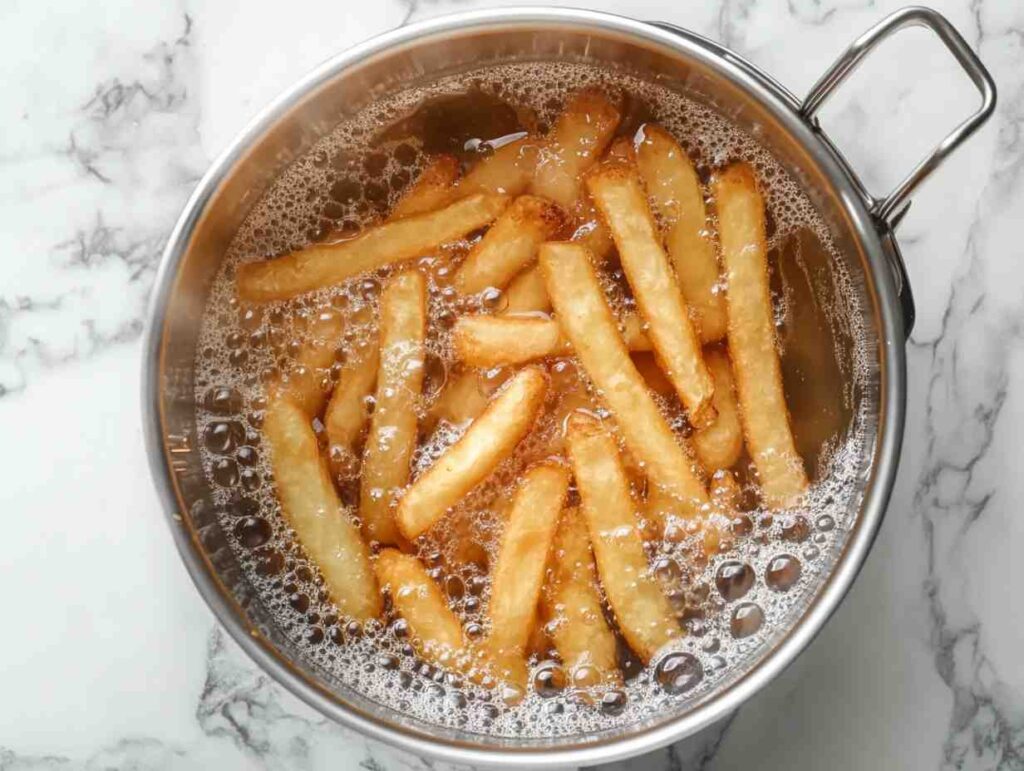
143,6,995,767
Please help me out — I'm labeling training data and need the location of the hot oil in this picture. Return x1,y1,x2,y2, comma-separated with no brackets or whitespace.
193,61,872,738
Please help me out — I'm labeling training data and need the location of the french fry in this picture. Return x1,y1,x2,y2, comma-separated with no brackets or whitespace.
587,163,716,428
263,397,380,621
376,549,526,696
486,463,570,682
566,413,680,662
531,90,621,211
636,124,727,343
454,195,568,295
396,366,548,539
502,265,551,315
454,316,567,367
359,271,426,545
375,549,468,669
541,508,622,690
267,311,344,417
458,136,539,198
425,368,490,432
692,347,744,472
453,314,651,369
237,193,508,302
539,242,708,513
324,338,378,453
713,163,809,507
390,154,460,219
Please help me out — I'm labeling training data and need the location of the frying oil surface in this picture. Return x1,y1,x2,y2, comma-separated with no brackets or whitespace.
194,61,872,738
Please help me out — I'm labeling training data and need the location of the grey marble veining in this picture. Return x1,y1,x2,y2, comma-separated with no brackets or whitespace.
1,0,1022,769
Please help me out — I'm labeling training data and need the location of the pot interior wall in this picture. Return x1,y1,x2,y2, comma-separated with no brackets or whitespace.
155,17,884,755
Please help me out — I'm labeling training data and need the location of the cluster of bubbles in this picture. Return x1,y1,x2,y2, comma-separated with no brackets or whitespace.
191,59,872,738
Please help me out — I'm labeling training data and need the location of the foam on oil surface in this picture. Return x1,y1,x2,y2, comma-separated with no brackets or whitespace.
192,61,874,739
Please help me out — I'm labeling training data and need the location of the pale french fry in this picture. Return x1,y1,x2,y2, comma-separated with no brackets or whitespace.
541,508,622,690
539,242,708,513
376,549,526,696
324,338,378,453
692,347,744,472
713,164,809,507
566,413,680,662
263,397,380,621
374,549,467,669
636,124,728,343
390,154,460,219
501,265,551,315
396,367,548,539
267,311,344,417
359,271,426,545
453,314,650,369
531,90,621,211
587,163,716,428
426,368,490,432
486,463,570,681
237,193,508,302
458,136,539,197
454,316,567,366
454,195,568,295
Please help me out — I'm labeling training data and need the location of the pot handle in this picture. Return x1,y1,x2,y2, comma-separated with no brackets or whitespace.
800,6,997,224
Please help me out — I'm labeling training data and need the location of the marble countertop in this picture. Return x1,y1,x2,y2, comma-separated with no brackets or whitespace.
2,0,1022,768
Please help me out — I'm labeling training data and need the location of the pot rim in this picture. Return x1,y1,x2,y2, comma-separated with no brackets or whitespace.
142,7,906,767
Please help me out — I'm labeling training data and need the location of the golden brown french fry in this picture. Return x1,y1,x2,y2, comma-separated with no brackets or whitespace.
453,314,650,369
542,508,622,690
267,311,344,417
566,413,680,662
692,347,744,472
237,193,508,302
714,163,809,507
263,397,380,621
359,271,426,545
390,154,460,219
532,90,621,211
539,242,708,513
501,265,551,315
374,549,467,669
454,195,568,295
636,125,727,343
587,163,716,428
324,338,378,453
458,136,539,197
396,366,548,539
486,463,570,682
426,368,490,432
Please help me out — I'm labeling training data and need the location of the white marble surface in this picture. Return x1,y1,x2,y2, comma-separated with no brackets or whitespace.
1,0,1022,768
